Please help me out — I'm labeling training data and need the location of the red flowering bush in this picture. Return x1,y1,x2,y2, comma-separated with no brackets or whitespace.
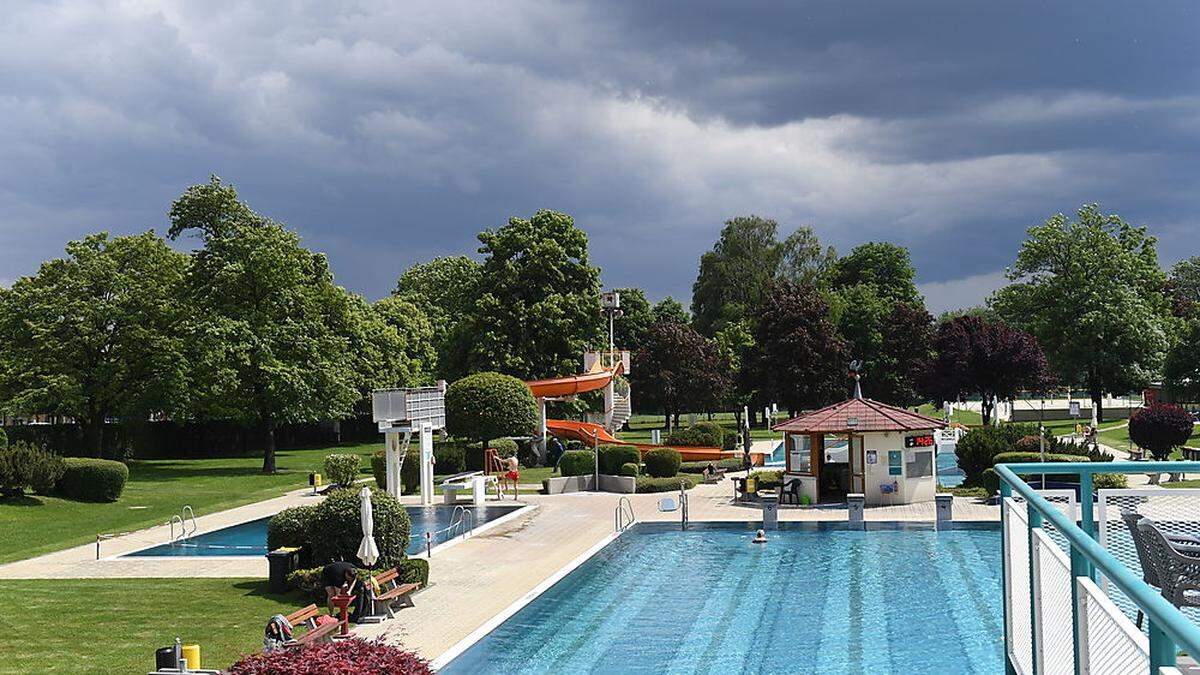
1129,402,1194,461
229,638,431,675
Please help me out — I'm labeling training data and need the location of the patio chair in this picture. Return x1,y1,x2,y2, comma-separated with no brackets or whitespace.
778,478,802,505
1135,518,1200,619
1121,511,1200,627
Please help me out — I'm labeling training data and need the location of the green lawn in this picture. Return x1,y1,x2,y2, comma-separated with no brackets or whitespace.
620,411,782,444
0,442,381,565
0,578,306,674
915,404,982,426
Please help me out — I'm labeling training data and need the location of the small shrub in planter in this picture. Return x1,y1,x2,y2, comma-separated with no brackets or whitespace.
598,445,640,475
268,505,317,551
643,448,682,478
398,558,430,586
323,454,361,488
636,475,696,493
0,442,65,497
558,450,594,477
54,457,125,502
308,488,411,569
228,637,431,674
618,462,640,477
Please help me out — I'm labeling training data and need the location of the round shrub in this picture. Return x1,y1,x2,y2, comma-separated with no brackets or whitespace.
54,457,126,502
371,451,387,489
398,558,430,586
636,475,696,493
267,504,316,551
228,638,432,675
558,450,594,477
400,444,421,494
323,453,361,488
665,426,705,447
434,441,467,474
619,462,640,477
445,372,539,448
643,448,682,478
598,445,640,475
490,438,519,458
1130,402,1194,460
0,442,65,496
980,468,1000,494
690,420,725,447
308,488,411,569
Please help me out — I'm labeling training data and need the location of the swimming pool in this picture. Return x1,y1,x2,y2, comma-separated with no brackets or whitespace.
442,521,1003,674
124,504,524,557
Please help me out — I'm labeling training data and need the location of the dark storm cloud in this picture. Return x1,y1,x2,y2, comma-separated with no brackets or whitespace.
1,0,1198,314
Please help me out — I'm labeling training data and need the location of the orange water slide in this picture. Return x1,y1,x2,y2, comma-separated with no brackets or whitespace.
525,363,622,399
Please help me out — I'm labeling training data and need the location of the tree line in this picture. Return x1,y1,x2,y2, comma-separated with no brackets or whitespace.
2,184,1196,469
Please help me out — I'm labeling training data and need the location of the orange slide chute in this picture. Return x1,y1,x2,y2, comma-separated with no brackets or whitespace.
525,362,622,399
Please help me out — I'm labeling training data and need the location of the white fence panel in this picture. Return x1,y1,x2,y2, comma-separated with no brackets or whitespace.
1076,576,1148,675
1005,497,1034,675
1032,528,1075,675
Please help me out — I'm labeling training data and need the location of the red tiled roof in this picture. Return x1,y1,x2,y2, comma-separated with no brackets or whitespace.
772,398,947,433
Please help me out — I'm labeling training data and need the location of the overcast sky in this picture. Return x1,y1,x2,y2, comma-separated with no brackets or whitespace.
2,1,1198,314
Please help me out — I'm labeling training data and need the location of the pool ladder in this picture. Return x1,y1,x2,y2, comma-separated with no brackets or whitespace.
448,505,475,539
614,496,635,532
169,505,198,544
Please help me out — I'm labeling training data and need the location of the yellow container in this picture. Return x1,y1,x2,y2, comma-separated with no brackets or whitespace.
313,473,322,487
181,644,200,670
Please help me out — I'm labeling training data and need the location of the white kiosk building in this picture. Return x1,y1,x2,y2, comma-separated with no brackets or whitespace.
772,395,945,506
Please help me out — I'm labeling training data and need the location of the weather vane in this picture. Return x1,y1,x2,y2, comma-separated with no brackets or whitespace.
848,359,864,399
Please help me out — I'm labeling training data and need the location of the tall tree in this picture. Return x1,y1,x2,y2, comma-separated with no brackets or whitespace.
169,177,360,473
754,281,848,414
925,316,1051,425
692,216,783,335
991,204,1170,421
651,297,690,326
1167,256,1200,317
829,242,921,305
633,322,728,430
1164,317,1200,402
714,318,758,423
778,226,838,286
0,232,188,457
611,287,654,353
875,302,936,406
346,295,437,401
393,255,482,379
462,209,603,380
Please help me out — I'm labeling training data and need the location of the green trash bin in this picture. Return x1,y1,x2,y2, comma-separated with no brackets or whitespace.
266,547,301,594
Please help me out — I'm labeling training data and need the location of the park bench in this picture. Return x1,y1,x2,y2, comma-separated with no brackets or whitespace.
285,604,341,646
701,466,727,484
366,568,421,620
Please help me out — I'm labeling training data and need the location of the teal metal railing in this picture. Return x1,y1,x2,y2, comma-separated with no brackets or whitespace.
997,461,1200,675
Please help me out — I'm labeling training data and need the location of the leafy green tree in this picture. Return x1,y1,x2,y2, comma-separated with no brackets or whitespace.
460,210,603,380
169,177,360,473
0,232,188,456
691,217,833,335
444,372,539,451
1167,256,1200,317
611,287,654,353
876,302,937,406
394,256,482,379
1164,317,1200,402
829,242,921,305
651,297,690,326
991,204,1171,421
714,318,758,423
755,281,848,414
344,295,437,406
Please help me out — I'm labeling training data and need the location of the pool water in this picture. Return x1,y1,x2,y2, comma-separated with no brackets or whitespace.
124,504,523,557
443,522,1003,674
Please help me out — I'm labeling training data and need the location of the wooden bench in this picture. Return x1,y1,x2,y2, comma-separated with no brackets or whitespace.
368,568,422,620
701,467,727,484
285,604,341,646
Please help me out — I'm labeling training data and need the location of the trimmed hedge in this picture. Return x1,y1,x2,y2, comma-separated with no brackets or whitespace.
371,451,387,489
558,450,594,477
956,423,1047,486
55,457,127,502
992,452,1088,465
398,558,430,587
598,445,640,475
636,475,696,493
748,469,784,490
308,488,411,569
619,462,640,477
267,504,316,551
0,442,65,496
680,458,741,473
643,448,682,478
324,453,362,488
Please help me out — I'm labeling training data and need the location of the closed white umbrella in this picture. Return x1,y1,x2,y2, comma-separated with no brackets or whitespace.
357,487,380,566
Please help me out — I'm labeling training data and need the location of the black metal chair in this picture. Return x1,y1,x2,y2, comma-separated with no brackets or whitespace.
1123,512,1200,627
778,478,802,505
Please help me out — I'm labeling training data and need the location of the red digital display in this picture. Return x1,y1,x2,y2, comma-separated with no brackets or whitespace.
905,434,935,448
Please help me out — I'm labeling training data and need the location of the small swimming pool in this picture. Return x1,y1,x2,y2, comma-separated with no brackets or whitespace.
124,504,524,558
442,521,1003,674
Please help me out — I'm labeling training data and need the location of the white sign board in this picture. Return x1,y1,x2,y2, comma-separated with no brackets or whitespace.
373,382,447,430
1069,401,1081,418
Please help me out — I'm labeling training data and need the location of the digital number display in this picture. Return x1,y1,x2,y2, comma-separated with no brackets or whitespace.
905,434,935,448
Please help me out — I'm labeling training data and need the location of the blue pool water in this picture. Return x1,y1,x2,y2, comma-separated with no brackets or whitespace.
443,522,1003,674
124,504,523,557
937,445,965,487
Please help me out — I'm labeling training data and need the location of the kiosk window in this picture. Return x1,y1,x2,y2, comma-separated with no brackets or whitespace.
789,435,812,474
888,450,903,476
906,450,933,478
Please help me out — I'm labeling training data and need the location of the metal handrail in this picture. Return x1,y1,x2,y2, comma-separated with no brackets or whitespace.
614,496,635,532
997,461,1200,671
169,515,184,543
679,481,689,531
448,505,475,539
181,505,197,538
